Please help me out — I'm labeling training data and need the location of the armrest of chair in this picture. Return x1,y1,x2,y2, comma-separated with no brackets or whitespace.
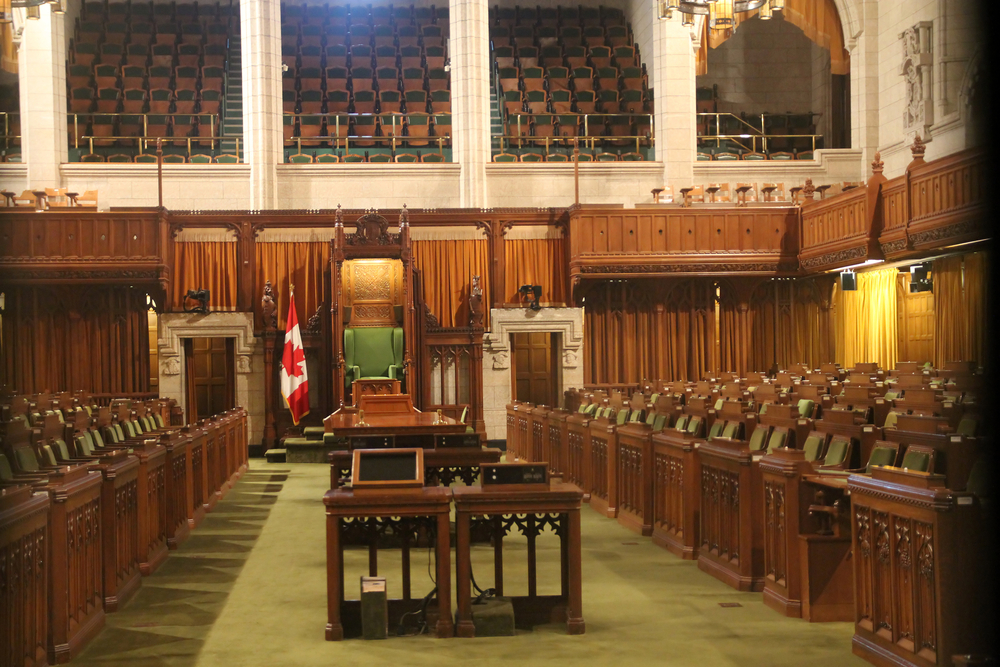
388,364,403,380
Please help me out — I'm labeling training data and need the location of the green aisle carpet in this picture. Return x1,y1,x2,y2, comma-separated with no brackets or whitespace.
73,462,867,667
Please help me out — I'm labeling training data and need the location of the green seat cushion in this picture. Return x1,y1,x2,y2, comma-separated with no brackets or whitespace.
797,399,814,418
674,415,688,431
584,403,597,415
652,414,667,432
900,449,931,472
866,445,896,473
802,434,824,461
722,422,739,439
615,409,629,426
645,411,657,425
345,327,404,382
92,429,105,448
748,427,768,451
883,412,899,429
629,410,643,423
714,398,724,411
708,421,724,439
823,438,849,466
766,430,786,452
154,413,165,428
686,416,701,435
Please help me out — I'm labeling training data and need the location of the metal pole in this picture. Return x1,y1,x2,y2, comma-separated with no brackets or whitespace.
573,138,580,205
156,138,163,209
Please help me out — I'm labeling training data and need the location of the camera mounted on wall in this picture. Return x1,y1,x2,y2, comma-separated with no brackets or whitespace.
518,284,542,311
183,289,211,314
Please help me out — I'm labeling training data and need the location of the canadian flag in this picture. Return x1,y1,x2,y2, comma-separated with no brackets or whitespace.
280,289,310,425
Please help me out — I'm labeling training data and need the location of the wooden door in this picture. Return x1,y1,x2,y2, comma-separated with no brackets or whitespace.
512,332,557,406
188,337,234,421
899,285,935,364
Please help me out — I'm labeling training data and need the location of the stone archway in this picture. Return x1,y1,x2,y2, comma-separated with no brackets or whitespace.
482,307,585,440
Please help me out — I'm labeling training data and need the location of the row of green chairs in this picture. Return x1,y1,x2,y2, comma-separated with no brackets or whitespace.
696,150,815,161
288,152,446,163
493,151,643,162
78,152,239,163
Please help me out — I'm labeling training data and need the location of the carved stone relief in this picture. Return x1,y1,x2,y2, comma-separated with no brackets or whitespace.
162,356,181,375
900,22,934,140
237,355,252,374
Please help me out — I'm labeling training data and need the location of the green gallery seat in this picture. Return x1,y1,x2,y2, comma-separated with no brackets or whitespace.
344,326,404,388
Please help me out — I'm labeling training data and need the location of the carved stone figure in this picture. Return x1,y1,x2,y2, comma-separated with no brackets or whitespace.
469,275,484,328
237,355,252,374
562,349,579,368
492,350,510,370
162,356,181,375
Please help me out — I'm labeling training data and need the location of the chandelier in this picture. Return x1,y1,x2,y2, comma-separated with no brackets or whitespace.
1,0,65,23
658,0,785,29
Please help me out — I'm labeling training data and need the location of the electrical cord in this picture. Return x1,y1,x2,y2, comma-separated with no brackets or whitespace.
396,586,437,637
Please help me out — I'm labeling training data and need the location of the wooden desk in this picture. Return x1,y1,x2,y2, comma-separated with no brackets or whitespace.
324,394,467,438
329,447,503,488
453,483,585,637
323,486,454,640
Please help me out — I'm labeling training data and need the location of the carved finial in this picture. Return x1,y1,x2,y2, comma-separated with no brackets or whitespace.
802,178,816,200
871,151,884,174
911,134,926,160
334,204,343,227
262,280,277,331
399,203,409,228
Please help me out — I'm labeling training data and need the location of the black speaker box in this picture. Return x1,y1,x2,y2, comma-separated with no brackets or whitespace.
840,272,857,291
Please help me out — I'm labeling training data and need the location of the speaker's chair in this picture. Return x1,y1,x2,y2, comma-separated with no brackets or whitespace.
344,326,404,388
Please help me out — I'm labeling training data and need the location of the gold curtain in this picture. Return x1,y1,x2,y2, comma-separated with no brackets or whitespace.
934,251,990,367
170,242,238,311
254,242,330,330
584,280,716,384
834,267,899,369
1,286,150,394
411,239,491,329
0,5,16,75
696,0,849,76
504,238,568,304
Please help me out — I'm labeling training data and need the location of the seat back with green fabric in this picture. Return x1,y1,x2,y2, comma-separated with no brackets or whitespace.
965,458,990,503
674,415,688,431
584,403,598,416
629,409,644,423
344,327,404,386
957,416,977,437
0,453,15,482
900,446,933,473
645,411,657,425
883,411,899,429
797,399,815,418
92,429,105,448
708,420,724,439
53,439,72,461
39,445,58,466
686,416,702,435
748,425,770,451
75,434,92,456
154,413,166,428
865,443,898,473
615,409,630,426
14,447,40,472
721,421,740,439
652,414,667,432
125,421,137,437
822,437,851,467
114,423,126,441
766,427,788,452
577,404,588,413
801,432,826,462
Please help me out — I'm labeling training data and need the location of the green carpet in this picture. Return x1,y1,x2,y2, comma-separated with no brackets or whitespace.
74,463,867,666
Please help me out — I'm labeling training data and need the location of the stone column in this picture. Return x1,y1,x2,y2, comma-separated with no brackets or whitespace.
653,14,697,189
450,0,491,208
17,4,68,188
849,0,879,173
240,0,282,209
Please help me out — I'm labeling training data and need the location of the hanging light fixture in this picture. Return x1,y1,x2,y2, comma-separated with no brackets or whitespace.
670,0,780,24
26,4,40,19
758,1,773,20
49,0,65,14
709,0,735,30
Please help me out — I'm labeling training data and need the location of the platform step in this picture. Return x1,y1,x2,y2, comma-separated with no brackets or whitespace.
264,448,286,463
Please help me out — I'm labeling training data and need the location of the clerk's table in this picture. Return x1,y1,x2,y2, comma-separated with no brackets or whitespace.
452,482,585,637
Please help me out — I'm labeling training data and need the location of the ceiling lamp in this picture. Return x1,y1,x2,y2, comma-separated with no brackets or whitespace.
665,0,782,29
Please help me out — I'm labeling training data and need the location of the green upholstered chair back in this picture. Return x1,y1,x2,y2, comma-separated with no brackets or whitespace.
615,409,629,426
0,453,14,482
39,444,58,466
584,403,597,415
577,404,588,413
966,458,990,500
76,434,92,456
155,413,165,428
901,448,932,472
766,428,787,452
649,393,659,404
823,437,850,467
748,426,769,451
14,447,40,472
759,403,769,415
54,409,65,423
802,434,824,461
645,411,657,425
53,439,72,461
866,444,897,473
460,406,468,423
883,411,899,429
714,398,724,411
142,416,154,431
797,399,814,418
652,414,667,432
957,417,977,437
674,415,689,431
708,421,724,439
686,416,702,435
93,429,105,448
884,390,900,400
344,327,404,382
124,421,136,437
722,421,739,439
629,410,643,423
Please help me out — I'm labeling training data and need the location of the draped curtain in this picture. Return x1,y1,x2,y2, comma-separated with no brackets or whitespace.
934,251,990,367
584,280,716,384
696,0,849,76
171,241,239,311
254,242,330,330
834,267,899,369
1,286,150,394
504,238,568,305
411,239,491,329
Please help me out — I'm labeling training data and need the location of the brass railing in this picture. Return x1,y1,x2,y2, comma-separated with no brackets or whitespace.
285,112,451,153
68,112,223,148
495,112,654,153
696,112,821,154
0,112,20,156
76,135,240,160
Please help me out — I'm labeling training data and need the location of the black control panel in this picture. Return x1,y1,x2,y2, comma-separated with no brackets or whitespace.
482,463,548,486
435,434,481,449
349,435,395,449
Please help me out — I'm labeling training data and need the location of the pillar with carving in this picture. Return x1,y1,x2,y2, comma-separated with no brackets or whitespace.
240,0,283,208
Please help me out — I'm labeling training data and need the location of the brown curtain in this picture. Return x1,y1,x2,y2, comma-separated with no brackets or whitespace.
833,266,899,369
171,242,238,311
1,286,150,394
697,0,849,76
254,242,330,330
411,239,491,328
583,280,716,384
934,251,990,367
504,238,568,304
